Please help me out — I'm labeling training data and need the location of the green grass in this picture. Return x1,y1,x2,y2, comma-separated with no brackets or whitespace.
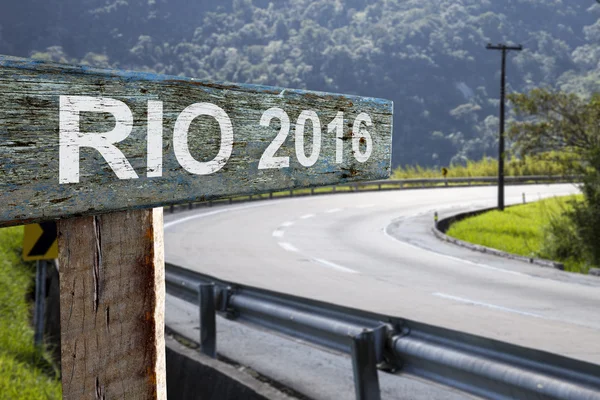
0,226,62,400
446,195,586,272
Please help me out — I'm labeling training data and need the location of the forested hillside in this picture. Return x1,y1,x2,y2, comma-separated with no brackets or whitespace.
1,0,598,167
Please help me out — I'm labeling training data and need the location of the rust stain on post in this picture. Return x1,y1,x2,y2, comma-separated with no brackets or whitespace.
58,208,166,400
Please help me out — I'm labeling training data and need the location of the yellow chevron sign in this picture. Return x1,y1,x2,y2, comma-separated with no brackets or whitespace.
22,222,58,261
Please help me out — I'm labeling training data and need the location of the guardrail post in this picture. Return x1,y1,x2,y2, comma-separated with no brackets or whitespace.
33,259,47,347
290,189,294,197
188,202,193,210
333,186,337,193
351,329,381,400
199,283,217,358
311,187,315,195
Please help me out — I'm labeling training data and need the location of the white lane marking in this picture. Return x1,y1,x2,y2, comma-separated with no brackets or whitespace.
433,293,544,318
326,208,342,213
314,258,359,274
357,204,375,209
382,226,527,277
300,213,315,219
281,221,295,227
278,242,299,252
272,230,285,238
164,202,281,229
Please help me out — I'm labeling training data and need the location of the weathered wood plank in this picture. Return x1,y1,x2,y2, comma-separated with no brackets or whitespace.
57,208,166,400
0,54,393,226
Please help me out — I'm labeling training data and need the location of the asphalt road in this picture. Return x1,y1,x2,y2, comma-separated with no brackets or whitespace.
164,183,600,398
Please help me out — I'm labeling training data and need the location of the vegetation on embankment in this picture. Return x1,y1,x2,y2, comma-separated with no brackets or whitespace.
446,195,590,274
392,152,579,179
0,226,62,400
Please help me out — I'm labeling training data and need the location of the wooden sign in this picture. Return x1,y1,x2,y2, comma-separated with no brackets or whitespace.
0,55,392,228
23,222,58,261
0,54,393,400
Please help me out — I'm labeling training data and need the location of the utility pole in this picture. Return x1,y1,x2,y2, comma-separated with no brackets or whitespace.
486,43,522,211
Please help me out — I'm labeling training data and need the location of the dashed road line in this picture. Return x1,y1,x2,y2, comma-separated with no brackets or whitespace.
300,214,315,219
272,230,285,238
314,258,358,274
278,242,299,252
433,292,544,319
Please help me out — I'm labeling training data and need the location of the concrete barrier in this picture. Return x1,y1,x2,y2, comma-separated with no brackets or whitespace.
165,335,295,400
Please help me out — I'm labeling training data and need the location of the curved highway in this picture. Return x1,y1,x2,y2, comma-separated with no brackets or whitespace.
164,183,600,389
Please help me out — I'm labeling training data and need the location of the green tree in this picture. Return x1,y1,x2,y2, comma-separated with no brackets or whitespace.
508,88,600,271
508,89,600,156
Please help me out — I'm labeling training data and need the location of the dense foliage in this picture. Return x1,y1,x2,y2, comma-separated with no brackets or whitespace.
1,0,599,167
509,89,600,271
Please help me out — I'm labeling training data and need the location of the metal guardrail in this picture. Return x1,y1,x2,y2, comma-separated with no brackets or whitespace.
165,263,600,400
364,175,580,187
165,175,581,213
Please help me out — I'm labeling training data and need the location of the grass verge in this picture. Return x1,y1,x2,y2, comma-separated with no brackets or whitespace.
445,195,587,273
0,226,62,400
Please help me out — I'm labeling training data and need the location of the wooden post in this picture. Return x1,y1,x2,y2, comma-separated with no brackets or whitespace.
57,208,166,400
